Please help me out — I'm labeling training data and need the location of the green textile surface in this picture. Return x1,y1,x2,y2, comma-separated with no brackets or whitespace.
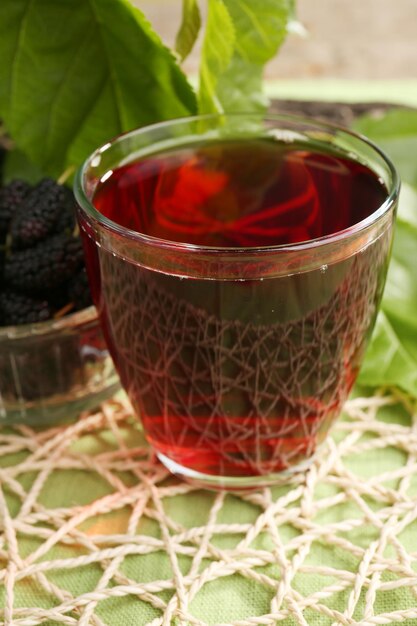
0,390,417,625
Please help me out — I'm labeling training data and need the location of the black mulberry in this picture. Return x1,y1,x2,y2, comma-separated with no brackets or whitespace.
54,191,76,234
10,178,75,248
0,179,31,240
0,177,93,328
0,290,51,325
68,269,93,311
4,233,84,293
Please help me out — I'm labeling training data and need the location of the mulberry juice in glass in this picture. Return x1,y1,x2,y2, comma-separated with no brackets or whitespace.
75,114,399,488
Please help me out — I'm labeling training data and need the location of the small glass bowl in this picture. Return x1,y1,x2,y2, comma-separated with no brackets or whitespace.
0,305,120,425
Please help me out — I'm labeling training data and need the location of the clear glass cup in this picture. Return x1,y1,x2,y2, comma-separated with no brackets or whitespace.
74,113,399,489
0,306,120,425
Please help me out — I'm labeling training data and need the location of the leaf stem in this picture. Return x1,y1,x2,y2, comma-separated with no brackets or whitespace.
58,165,76,185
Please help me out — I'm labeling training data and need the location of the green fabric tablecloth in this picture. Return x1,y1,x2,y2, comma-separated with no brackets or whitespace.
1,389,417,626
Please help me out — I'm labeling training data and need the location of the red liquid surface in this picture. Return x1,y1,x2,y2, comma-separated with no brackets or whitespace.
83,139,391,479
94,139,386,247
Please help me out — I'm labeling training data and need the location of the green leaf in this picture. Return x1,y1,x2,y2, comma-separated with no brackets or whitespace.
0,0,196,176
396,181,417,230
359,313,417,398
288,0,296,19
353,113,417,329
216,57,268,113
355,108,417,397
369,215,417,397
383,222,417,331
175,0,202,62
223,0,290,64
198,0,235,114
354,108,417,139
3,148,45,184
198,0,290,114
353,108,417,188
383,183,417,326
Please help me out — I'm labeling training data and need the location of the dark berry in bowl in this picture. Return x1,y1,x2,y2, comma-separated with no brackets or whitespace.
0,290,51,325
10,178,76,248
0,177,119,424
0,179,31,241
68,269,94,312
4,232,84,293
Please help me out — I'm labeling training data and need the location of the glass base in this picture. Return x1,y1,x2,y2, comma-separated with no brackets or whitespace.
156,451,318,491
0,381,120,426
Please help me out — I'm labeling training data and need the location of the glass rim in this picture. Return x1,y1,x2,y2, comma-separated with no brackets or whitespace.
0,305,97,339
74,112,400,255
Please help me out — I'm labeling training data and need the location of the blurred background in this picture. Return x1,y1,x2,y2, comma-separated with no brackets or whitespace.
139,0,417,79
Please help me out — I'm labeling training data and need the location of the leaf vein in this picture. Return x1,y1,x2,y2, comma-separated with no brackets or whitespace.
89,0,124,133
9,0,35,125
44,23,97,164
235,0,271,48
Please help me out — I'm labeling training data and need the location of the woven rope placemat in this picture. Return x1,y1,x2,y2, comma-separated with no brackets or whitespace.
1,390,417,626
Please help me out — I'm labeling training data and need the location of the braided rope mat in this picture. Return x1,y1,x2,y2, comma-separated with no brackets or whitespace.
1,390,417,626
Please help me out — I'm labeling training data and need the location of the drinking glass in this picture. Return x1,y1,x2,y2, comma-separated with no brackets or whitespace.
74,114,399,489
0,306,119,425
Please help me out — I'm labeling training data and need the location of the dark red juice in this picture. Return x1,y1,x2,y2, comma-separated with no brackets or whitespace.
82,138,391,479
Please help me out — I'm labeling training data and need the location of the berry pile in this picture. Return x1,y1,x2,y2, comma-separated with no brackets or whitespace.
0,178,92,326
